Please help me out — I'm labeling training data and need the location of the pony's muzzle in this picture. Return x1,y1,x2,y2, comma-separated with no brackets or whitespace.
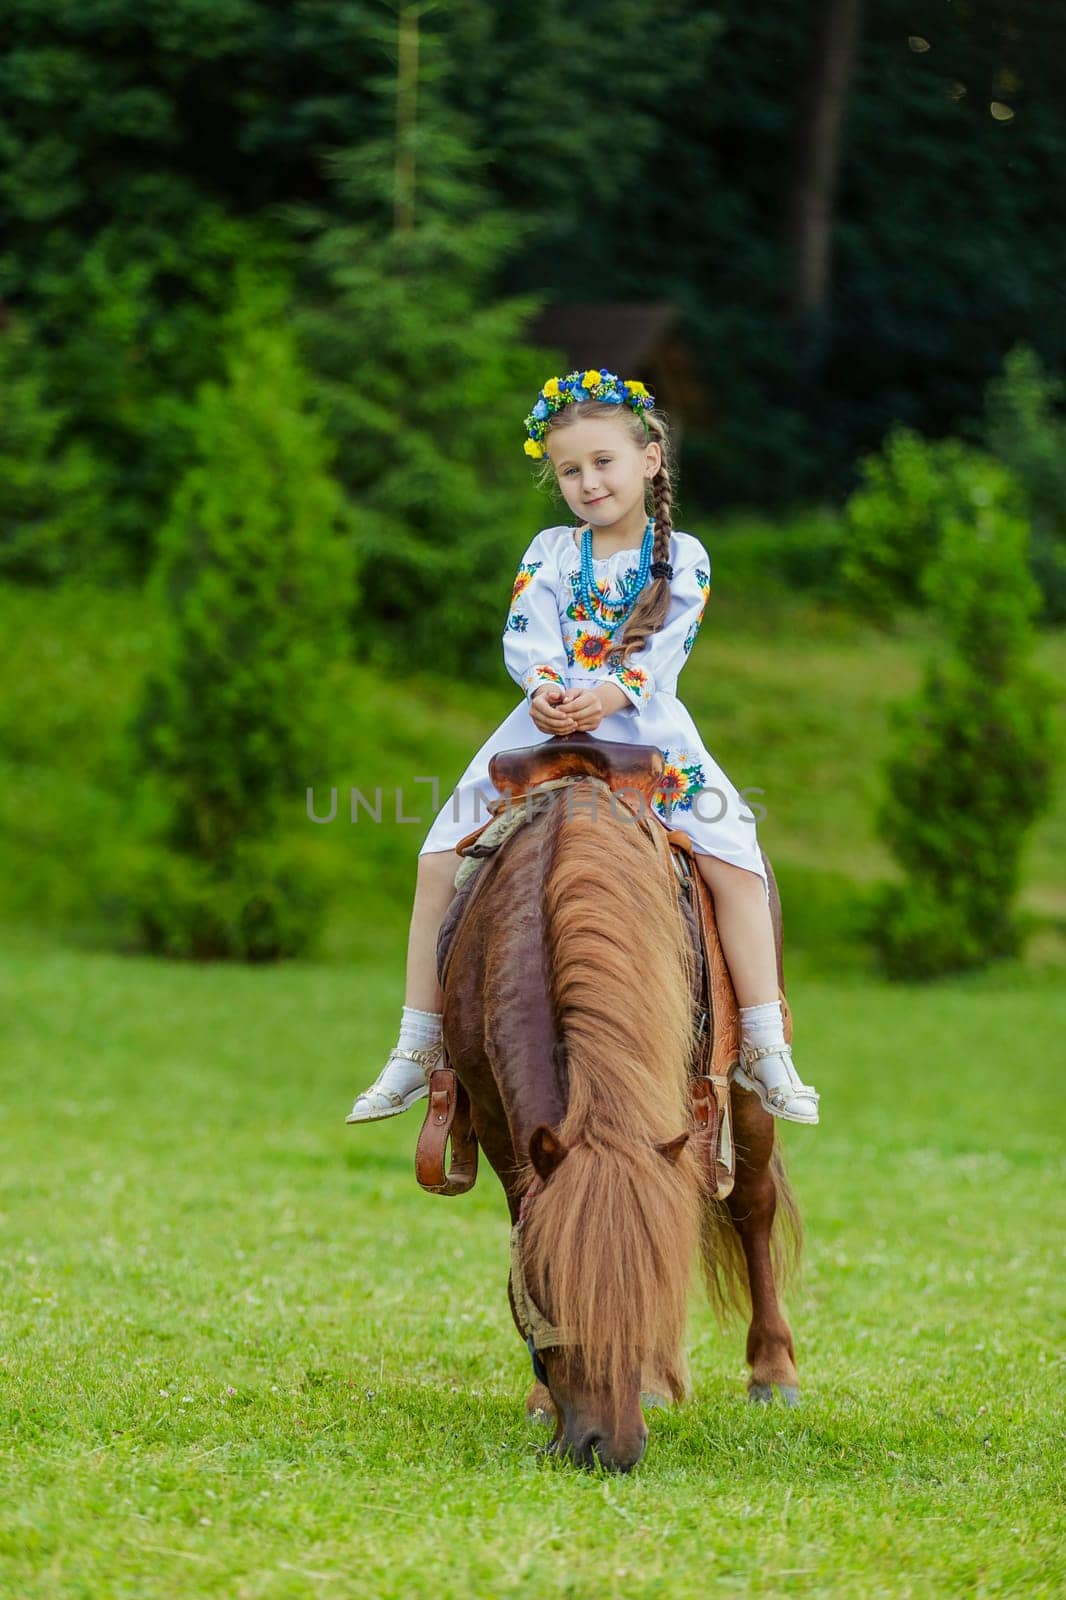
551,1424,648,1474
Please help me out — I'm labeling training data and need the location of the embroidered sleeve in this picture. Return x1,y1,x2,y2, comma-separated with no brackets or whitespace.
502,531,570,701
607,536,711,710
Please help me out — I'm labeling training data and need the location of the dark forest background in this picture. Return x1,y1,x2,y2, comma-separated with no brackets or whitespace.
3,1,1064,598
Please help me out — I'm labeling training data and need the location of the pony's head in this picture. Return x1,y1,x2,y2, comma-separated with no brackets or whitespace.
522,1121,698,1471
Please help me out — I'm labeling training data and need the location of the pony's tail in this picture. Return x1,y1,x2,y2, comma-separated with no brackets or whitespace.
698,1144,803,1324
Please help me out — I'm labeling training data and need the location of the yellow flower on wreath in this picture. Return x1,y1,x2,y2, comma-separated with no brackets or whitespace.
524,437,545,459
582,368,602,388
542,377,561,399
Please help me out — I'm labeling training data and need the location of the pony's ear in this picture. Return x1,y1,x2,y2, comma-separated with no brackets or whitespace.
655,1131,690,1165
529,1124,568,1181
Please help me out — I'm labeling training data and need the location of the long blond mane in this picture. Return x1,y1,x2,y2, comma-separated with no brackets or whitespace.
524,780,703,1402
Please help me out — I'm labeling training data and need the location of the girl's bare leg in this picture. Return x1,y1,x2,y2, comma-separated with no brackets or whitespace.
404,849,459,1011
692,853,778,1006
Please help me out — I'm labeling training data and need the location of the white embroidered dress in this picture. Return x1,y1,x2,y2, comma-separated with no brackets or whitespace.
418,523,768,898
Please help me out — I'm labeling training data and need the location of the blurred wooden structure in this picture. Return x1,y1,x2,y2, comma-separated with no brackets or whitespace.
524,303,714,451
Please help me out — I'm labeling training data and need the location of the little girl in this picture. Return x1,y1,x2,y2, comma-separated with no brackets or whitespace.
346,369,819,1127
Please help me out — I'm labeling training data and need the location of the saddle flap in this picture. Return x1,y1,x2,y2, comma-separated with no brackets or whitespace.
489,732,664,805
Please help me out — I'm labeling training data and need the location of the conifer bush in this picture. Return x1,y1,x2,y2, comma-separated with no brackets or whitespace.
981,344,1066,624
114,312,356,960
841,430,1022,625
869,489,1055,980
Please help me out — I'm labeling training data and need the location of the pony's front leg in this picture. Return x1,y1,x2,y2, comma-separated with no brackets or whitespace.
727,1092,801,1405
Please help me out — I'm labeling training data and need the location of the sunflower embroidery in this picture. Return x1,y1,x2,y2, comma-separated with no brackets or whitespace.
510,561,542,605
612,663,649,698
652,749,708,816
523,663,566,696
572,629,613,670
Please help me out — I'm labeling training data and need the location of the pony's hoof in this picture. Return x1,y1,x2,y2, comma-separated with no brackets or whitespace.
748,1380,801,1406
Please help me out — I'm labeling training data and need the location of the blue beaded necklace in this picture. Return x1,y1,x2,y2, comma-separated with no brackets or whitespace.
577,518,655,626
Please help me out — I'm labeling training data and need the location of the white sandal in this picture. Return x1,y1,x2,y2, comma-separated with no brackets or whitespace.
345,1043,441,1125
732,1042,820,1126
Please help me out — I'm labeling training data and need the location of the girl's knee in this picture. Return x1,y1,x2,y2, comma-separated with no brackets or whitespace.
696,853,768,899
418,848,457,882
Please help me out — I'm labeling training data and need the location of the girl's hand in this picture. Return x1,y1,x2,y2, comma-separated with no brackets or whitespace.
530,685,578,735
559,688,603,731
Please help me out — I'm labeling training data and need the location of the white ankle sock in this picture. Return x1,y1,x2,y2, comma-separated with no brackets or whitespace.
736,1000,818,1118
398,1005,443,1052
738,999,786,1053
738,1000,795,1097
366,1007,443,1100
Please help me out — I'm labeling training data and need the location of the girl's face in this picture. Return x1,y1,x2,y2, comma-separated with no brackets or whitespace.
546,416,660,527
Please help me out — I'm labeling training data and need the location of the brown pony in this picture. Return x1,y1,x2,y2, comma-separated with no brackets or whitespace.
439,767,802,1472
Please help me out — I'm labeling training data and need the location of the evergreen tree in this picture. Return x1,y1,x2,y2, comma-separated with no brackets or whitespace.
869,481,1055,979
981,344,1066,623
0,0,381,578
117,297,356,960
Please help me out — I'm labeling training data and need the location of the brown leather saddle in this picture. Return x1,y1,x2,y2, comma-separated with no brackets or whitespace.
415,734,792,1202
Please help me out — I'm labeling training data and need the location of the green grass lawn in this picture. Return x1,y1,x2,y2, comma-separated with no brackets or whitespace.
1,925,1063,1598
1,565,1062,1593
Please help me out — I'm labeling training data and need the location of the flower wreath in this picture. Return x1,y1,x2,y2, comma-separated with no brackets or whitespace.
522,368,655,459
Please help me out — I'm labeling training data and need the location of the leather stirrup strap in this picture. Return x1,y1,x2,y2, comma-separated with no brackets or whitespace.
415,1062,479,1196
